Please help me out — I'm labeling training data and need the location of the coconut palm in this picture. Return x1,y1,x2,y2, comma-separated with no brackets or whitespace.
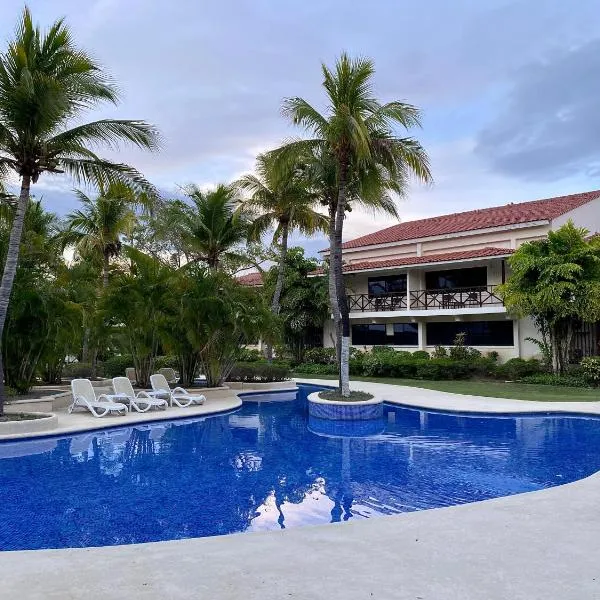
237,153,328,315
0,9,159,413
62,184,139,288
180,183,250,272
279,53,432,395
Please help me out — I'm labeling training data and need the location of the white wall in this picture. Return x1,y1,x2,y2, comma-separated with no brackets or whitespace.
552,196,600,234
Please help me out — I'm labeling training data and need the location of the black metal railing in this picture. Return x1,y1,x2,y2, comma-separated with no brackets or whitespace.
346,292,407,312
409,285,503,310
346,286,504,312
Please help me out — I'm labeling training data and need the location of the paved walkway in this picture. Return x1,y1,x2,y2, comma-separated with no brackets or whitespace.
2,379,600,599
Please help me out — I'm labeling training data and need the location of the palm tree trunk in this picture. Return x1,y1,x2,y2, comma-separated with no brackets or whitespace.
102,252,110,288
333,166,350,397
0,175,31,416
265,220,290,362
271,220,289,314
327,202,342,370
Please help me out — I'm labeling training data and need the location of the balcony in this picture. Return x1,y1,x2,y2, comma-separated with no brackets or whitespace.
346,285,503,313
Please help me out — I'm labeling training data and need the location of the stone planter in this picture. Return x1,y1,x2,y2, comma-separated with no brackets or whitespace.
0,412,58,438
307,391,384,421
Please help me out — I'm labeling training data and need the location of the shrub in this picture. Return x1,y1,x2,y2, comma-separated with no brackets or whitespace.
237,348,263,362
411,350,430,360
495,358,544,380
521,373,591,388
486,351,500,362
228,362,290,383
304,347,337,365
155,355,179,370
102,354,134,379
62,362,94,379
372,346,396,354
294,362,338,375
415,358,475,380
432,345,447,358
580,357,600,385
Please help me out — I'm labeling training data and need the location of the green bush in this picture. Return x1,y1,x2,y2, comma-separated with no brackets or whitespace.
521,373,591,388
228,362,290,383
580,357,600,385
415,358,475,380
432,345,448,358
155,355,179,370
494,358,544,380
237,348,263,362
62,362,94,379
372,346,396,354
303,347,337,365
294,362,338,375
411,350,430,360
486,351,500,362
102,354,134,379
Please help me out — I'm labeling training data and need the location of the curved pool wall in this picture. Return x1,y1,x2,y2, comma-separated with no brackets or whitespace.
3,384,600,550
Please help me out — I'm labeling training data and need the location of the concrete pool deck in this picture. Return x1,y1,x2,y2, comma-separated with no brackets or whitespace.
2,378,600,599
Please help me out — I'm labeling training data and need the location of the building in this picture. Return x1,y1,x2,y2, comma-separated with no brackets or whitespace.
319,190,600,360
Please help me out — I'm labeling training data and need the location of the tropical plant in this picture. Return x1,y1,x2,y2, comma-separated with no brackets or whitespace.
180,184,250,271
278,53,431,395
237,154,327,321
0,8,159,413
498,221,600,374
104,248,174,388
262,247,328,363
61,184,142,287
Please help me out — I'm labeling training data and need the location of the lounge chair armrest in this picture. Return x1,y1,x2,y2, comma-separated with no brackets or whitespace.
173,386,189,395
136,390,153,399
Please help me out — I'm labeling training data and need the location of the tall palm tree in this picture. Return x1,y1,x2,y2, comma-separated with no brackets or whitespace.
180,183,250,272
0,9,159,414
237,153,328,315
280,53,432,395
62,185,138,288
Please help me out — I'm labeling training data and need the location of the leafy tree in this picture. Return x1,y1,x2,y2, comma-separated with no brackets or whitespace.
499,221,600,374
262,247,328,363
180,184,250,272
278,53,431,395
0,9,159,413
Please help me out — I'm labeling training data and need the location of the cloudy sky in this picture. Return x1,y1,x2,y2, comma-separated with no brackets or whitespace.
1,0,599,256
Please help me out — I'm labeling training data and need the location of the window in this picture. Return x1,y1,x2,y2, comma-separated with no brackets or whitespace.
425,267,487,290
352,322,418,346
391,323,418,345
368,274,407,296
352,324,387,345
426,321,514,346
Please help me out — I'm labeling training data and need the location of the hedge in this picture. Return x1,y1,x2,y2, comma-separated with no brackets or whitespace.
102,354,134,379
228,362,291,383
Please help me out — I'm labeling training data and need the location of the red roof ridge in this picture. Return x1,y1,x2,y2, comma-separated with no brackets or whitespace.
310,247,513,275
236,271,263,286
335,189,600,251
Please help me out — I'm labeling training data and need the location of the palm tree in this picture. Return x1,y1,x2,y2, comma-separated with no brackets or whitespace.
0,9,159,414
279,53,432,395
237,153,328,317
62,185,139,288
180,183,250,271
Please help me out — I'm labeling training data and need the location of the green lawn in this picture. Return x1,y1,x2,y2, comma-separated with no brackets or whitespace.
292,373,600,402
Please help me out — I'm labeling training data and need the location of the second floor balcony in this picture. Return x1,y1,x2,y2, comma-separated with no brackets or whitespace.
346,285,504,314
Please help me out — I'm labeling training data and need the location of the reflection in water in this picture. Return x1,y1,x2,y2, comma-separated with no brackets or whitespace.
2,386,600,550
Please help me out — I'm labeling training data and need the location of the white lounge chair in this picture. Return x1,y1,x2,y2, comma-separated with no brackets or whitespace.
150,373,206,407
159,367,178,384
112,377,169,412
69,379,128,418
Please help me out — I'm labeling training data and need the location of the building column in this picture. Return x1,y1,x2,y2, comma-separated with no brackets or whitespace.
417,320,426,350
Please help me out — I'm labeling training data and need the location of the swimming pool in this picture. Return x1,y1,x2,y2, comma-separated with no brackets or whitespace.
2,384,600,551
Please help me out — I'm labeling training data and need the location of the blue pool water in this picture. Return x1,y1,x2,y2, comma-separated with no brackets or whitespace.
2,384,600,550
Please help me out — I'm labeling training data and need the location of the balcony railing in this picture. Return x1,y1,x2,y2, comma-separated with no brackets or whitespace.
347,292,407,312
347,286,503,313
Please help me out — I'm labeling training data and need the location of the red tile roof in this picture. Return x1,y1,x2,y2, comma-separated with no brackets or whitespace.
236,272,263,286
311,247,513,275
339,190,600,250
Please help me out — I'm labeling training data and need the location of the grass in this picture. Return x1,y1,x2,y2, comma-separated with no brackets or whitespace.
318,390,374,402
293,373,600,402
